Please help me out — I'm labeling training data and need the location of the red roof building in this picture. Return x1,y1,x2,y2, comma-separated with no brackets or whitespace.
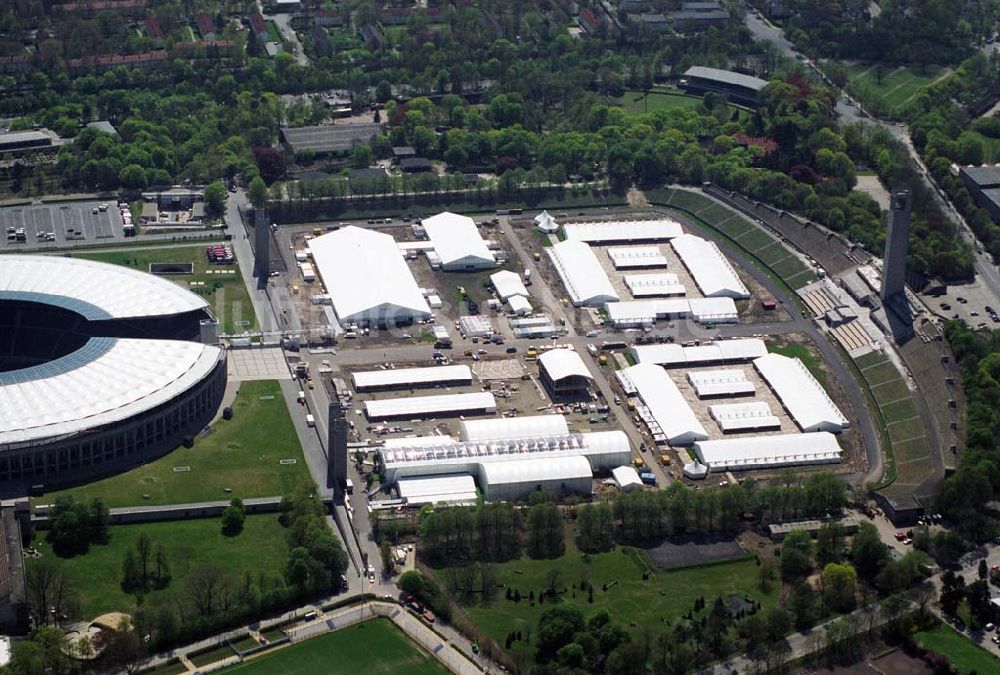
249,12,268,40
195,12,216,38
145,16,163,39
733,133,778,156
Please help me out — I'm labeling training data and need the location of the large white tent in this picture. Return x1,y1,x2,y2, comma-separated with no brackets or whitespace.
547,240,619,307
670,234,749,298
629,338,767,367
753,353,848,432
459,414,569,441
421,212,495,270
490,270,529,301
563,219,683,243
618,363,708,445
309,226,431,326
534,210,559,234
605,297,738,326
694,432,842,470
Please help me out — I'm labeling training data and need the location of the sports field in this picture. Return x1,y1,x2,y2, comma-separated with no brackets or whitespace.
845,64,946,117
221,619,448,675
615,88,707,114
915,624,999,674
435,540,774,661
74,245,256,334
40,380,310,508
28,515,290,618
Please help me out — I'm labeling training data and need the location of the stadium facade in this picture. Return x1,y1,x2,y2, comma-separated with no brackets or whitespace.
0,256,226,493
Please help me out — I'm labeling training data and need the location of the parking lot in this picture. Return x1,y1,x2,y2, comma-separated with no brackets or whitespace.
1,201,125,249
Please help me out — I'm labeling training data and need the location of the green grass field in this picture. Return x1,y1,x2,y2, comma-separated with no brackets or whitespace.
615,88,707,114
915,624,999,674
74,246,256,334
29,515,290,619
845,64,945,116
436,542,774,661
39,380,310,508
221,619,448,675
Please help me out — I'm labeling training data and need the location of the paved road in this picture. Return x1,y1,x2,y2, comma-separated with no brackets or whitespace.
273,13,309,67
743,5,1000,309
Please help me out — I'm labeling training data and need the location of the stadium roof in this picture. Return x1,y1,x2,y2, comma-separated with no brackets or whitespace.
538,349,592,382
0,338,221,447
608,246,669,269
421,212,495,269
490,270,529,300
459,414,569,441
694,432,842,470
618,363,707,445
670,234,749,298
0,255,208,320
629,338,767,366
364,391,496,419
753,353,848,432
351,365,472,390
563,219,682,243
547,240,619,307
687,368,756,398
309,226,430,324
398,474,478,506
624,273,685,297
279,123,381,154
684,66,767,92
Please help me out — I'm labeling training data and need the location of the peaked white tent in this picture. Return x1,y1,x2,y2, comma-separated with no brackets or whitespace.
422,211,495,270
535,210,559,234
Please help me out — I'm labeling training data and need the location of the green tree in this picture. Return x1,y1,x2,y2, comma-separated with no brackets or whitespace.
204,180,227,216
221,497,245,536
821,562,857,613
780,529,814,578
850,522,888,580
526,502,564,559
119,163,148,190
248,176,268,209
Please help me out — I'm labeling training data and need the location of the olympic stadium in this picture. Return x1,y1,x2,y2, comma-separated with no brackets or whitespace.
0,255,227,493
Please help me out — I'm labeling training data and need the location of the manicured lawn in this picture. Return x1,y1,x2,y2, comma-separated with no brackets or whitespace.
221,619,448,675
73,245,256,334
40,380,310,508
190,643,238,667
29,515,290,619
915,624,999,674
144,660,188,675
846,64,945,115
435,541,774,660
768,342,828,387
615,88,706,114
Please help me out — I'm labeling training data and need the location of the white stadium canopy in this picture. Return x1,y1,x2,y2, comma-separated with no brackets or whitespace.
670,234,749,298
309,226,431,325
753,353,848,432
0,255,208,320
0,337,221,446
547,240,619,307
421,211,495,270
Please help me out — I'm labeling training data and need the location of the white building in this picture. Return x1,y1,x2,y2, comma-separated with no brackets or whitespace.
708,401,781,433
605,297,737,327
364,391,496,420
379,429,632,500
458,315,493,338
459,414,569,441
508,294,532,316
547,240,619,307
687,369,756,398
607,246,668,269
563,219,683,243
694,432,842,471
397,475,479,506
617,363,708,445
309,226,431,326
351,365,473,391
611,465,643,492
629,338,767,367
490,270,529,301
670,234,749,298
624,273,686,297
421,212,496,270
535,210,560,234
753,353,849,432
